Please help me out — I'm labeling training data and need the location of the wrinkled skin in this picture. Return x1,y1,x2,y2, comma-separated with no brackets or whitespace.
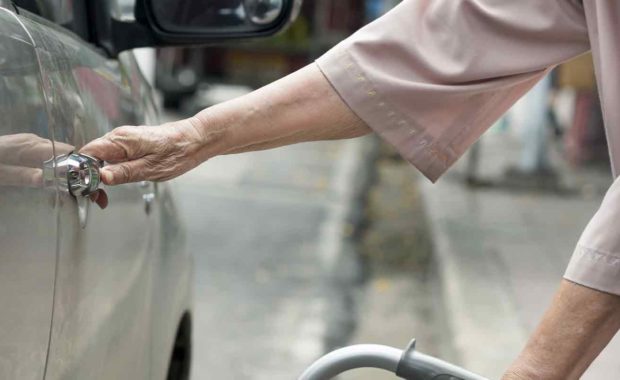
79,64,369,189
80,118,209,186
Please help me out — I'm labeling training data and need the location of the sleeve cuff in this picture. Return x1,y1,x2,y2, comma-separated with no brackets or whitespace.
316,48,455,183
564,244,620,296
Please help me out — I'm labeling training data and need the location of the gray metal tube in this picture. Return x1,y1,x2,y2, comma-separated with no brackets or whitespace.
399,351,489,380
298,344,401,380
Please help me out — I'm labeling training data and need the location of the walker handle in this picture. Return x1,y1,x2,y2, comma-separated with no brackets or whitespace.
298,340,489,380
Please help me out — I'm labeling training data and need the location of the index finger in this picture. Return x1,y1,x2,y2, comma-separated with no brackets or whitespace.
80,136,128,163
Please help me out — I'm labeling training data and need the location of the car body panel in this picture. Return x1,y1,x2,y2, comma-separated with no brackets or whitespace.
18,12,156,380
0,7,57,380
149,179,192,379
22,11,153,379
0,6,191,380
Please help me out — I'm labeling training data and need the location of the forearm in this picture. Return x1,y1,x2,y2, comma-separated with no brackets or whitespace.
504,279,620,380
192,63,370,159
79,63,369,185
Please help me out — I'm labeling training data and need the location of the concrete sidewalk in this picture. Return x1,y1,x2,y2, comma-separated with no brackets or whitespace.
420,130,619,379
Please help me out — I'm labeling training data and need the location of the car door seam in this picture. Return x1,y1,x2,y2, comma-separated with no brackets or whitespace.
0,8,62,380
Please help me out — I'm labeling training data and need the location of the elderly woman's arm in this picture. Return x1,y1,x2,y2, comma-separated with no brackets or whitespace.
81,64,369,185
506,171,620,379
79,0,620,378
503,280,620,380
83,0,591,185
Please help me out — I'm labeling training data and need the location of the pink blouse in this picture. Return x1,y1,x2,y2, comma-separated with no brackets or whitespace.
316,0,620,295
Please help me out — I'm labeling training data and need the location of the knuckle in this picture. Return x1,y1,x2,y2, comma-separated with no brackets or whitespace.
105,131,123,143
100,134,117,147
31,170,43,187
113,125,134,136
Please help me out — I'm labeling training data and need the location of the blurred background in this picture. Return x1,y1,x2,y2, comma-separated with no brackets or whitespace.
136,1,618,379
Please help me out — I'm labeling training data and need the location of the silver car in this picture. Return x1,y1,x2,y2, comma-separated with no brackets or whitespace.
0,1,298,379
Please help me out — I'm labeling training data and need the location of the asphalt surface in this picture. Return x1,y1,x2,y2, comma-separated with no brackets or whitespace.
175,139,370,379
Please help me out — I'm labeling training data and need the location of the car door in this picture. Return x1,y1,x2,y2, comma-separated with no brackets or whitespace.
0,6,57,380
15,9,157,380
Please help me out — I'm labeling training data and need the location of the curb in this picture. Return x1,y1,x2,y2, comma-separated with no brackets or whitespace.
419,178,527,379
320,135,382,352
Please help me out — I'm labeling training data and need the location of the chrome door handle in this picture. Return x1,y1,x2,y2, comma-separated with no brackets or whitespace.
44,152,104,197
43,152,106,228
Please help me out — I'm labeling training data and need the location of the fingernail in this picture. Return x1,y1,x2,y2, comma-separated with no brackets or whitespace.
96,189,109,209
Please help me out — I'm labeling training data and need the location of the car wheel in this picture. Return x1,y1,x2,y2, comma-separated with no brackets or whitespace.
167,313,192,380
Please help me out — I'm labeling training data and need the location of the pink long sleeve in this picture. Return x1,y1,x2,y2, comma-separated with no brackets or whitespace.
565,177,620,295
562,2,620,296
316,0,589,182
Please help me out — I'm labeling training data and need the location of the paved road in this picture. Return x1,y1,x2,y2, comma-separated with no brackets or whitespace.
174,139,369,379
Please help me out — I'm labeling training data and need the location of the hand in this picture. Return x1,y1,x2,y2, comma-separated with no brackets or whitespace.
80,118,212,185
0,133,109,209
80,63,369,185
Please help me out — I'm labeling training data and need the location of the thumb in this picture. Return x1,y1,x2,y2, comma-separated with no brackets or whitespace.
100,158,148,185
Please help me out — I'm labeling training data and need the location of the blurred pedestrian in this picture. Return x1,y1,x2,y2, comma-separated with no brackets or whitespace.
82,1,620,378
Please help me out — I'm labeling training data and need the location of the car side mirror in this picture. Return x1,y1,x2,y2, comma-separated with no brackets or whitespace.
94,0,302,57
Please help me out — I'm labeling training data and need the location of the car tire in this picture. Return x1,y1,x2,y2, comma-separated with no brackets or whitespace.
166,313,192,380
